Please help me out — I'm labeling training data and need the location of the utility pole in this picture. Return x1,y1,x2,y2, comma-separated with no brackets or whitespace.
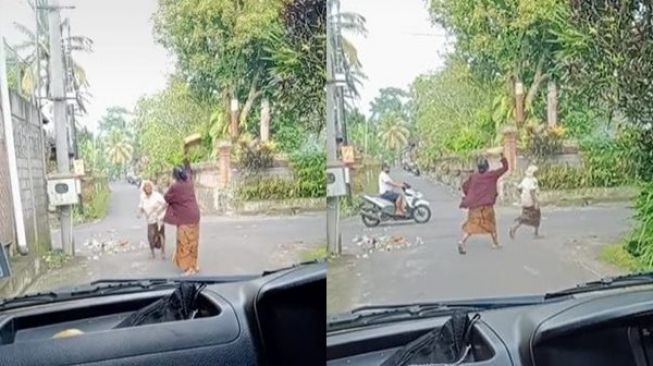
326,0,341,255
48,0,73,255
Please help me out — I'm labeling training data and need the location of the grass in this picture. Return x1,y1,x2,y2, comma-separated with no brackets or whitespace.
599,243,639,272
301,245,327,262
74,186,110,224
42,250,72,270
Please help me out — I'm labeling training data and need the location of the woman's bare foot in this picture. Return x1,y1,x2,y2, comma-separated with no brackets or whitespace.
150,251,156,259
492,243,503,249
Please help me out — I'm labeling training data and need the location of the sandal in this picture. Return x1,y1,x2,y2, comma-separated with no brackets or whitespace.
509,228,515,240
457,243,466,255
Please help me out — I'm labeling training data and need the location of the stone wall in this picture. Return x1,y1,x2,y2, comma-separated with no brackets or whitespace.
151,161,296,215
0,91,51,256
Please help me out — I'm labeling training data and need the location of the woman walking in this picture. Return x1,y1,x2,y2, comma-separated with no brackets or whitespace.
458,150,509,254
163,146,201,275
510,165,541,239
138,180,167,259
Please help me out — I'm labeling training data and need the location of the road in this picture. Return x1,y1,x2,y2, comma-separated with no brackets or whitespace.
29,182,325,293
328,170,633,313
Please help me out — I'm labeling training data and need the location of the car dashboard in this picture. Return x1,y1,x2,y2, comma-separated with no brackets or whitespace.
0,262,325,366
327,286,653,366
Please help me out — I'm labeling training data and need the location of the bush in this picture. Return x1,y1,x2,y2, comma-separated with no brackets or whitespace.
236,178,298,201
289,148,326,198
524,123,565,161
239,139,275,174
74,179,111,223
625,182,653,268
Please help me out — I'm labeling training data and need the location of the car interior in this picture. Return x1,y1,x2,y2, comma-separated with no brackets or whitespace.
327,286,653,366
0,262,325,366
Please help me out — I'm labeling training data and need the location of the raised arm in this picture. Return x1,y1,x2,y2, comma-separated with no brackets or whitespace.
489,156,509,179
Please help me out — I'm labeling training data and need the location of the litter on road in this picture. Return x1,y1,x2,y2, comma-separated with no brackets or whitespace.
352,235,425,257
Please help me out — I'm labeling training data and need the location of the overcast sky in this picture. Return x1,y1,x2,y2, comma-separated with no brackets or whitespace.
1,0,173,131
340,0,450,116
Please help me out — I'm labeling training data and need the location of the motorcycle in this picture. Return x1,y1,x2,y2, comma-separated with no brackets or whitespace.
402,159,421,177
360,184,432,227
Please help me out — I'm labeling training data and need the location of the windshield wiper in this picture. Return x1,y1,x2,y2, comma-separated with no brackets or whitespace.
327,303,482,332
327,297,546,332
546,272,653,299
0,276,252,311
261,259,324,276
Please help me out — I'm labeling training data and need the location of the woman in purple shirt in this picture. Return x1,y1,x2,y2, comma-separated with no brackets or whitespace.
458,152,509,255
163,148,201,275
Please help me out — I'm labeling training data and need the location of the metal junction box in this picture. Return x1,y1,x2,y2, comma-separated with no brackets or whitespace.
327,166,347,197
47,175,79,206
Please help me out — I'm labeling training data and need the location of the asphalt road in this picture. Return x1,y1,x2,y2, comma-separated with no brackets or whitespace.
31,182,325,293
327,169,633,313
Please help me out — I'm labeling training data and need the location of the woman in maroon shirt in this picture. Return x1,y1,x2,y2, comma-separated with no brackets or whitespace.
163,148,201,275
458,152,509,255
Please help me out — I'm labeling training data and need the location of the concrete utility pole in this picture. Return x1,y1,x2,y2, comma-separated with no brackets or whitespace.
48,0,74,255
326,0,342,255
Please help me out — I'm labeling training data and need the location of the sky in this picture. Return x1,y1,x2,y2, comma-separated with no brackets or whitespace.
340,0,450,116
1,0,174,131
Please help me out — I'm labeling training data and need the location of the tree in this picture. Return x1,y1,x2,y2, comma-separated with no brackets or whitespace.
428,0,566,125
133,76,212,177
378,112,410,158
98,106,130,135
265,0,327,133
10,0,92,108
153,0,283,134
105,129,133,173
369,87,410,124
552,0,653,126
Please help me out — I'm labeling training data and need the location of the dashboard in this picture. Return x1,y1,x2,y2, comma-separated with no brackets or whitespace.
0,262,325,366
327,286,653,366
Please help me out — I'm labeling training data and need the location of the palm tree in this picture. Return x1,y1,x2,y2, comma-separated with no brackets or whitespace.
11,0,92,110
330,3,367,98
105,129,134,174
378,113,410,160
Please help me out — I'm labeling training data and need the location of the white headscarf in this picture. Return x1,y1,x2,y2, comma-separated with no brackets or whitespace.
525,165,538,178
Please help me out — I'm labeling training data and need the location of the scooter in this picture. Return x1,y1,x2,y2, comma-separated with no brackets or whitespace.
360,184,432,227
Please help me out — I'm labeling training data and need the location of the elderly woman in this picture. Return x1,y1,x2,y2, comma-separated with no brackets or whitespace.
138,180,167,259
163,149,201,275
458,151,509,255
510,165,541,239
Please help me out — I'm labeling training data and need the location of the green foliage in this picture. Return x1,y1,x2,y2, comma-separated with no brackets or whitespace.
273,122,307,153
537,133,636,190
265,0,326,133
74,183,110,223
42,250,72,270
625,183,653,268
239,140,275,173
98,106,130,135
236,148,325,201
289,148,326,198
236,177,298,201
132,76,212,177
524,124,565,161
552,0,653,126
369,87,410,124
410,57,494,163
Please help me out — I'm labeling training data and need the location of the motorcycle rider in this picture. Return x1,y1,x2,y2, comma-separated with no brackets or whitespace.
379,162,407,217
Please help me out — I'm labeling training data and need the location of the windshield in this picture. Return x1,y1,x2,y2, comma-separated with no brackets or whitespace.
326,0,653,318
0,0,326,300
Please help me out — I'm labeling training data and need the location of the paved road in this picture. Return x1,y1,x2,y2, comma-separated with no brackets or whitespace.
328,170,633,313
30,182,324,293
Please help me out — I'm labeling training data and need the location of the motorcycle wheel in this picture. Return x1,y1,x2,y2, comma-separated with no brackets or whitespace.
361,213,381,228
413,205,431,224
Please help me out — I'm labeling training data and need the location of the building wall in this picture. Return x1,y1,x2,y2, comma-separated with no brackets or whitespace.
0,91,51,256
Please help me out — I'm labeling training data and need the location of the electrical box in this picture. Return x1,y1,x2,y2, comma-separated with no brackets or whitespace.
47,176,79,206
327,166,347,197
